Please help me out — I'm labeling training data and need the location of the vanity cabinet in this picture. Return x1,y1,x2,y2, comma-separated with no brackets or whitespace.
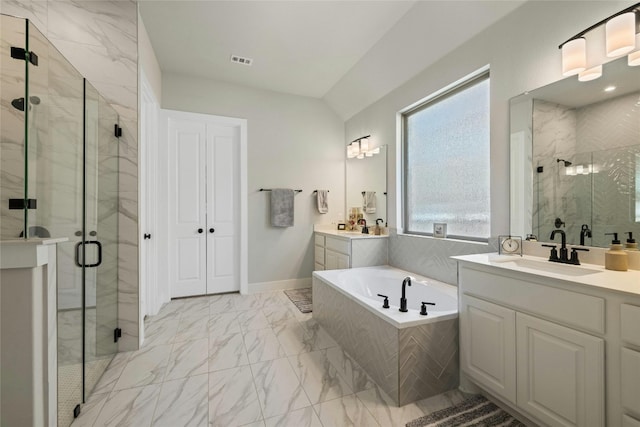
458,261,605,427
313,232,387,271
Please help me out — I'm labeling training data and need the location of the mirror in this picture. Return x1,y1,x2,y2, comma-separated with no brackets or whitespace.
346,144,387,229
510,56,640,247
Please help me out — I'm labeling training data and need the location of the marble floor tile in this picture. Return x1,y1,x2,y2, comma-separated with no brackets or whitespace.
113,344,172,391
173,314,210,343
252,357,311,418
152,374,208,427
288,350,353,404
72,392,109,427
164,338,208,381
260,291,290,308
300,320,339,351
236,310,271,333
314,394,380,427
209,366,263,427
264,406,322,427
234,294,263,311
209,312,241,338
209,294,238,314
325,346,375,393
142,318,180,348
240,422,266,427
91,351,133,395
244,328,287,364
414,388,469,415
208,332,249,372
92,384,161,427
356,385,425,427
273,321,313,356
263,305,297,327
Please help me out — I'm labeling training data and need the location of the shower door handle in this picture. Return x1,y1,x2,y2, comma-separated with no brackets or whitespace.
74,240,103,267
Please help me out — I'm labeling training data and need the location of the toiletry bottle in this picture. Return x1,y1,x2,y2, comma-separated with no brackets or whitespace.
624,232,640,270
604,233,628,271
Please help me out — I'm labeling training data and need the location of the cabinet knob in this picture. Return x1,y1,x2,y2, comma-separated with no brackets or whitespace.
209,228,215,233
197,228,203,234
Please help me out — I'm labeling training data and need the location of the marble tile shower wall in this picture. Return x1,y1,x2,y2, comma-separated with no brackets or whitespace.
388,229,497,286
533,94,640,246
1,0,140,350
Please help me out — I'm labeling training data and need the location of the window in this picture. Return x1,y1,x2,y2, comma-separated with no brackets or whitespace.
403,72,490,240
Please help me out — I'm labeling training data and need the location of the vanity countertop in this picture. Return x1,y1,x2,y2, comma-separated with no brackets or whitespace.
315,229,389,240
453,253,640,297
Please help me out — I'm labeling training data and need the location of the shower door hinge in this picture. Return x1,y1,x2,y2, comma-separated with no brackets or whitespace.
10,47,38,66
8,198,37,210
73,404,81,418
114,124,122,138
114,327,122,343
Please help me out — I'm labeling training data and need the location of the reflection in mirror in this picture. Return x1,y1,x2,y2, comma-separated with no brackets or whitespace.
510,56,640,247
346,145,387,230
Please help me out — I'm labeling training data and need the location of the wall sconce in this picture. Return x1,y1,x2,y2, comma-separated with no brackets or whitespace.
560,3,640,81
347,135,378,159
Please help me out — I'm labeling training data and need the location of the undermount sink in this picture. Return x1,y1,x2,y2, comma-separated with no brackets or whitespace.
500,257,601,277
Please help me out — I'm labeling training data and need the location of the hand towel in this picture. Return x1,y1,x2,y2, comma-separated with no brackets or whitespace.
271,188,295,227
316,190,329,214
363,191,376,214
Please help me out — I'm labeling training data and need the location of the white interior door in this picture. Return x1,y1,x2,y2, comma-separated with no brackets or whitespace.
206,124,239,294
168,117,207,298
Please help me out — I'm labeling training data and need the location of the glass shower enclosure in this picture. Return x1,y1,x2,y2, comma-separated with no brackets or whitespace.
1,15,119,427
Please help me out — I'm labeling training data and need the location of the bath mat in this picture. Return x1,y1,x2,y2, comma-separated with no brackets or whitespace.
284,288,312,313
406,395,525,427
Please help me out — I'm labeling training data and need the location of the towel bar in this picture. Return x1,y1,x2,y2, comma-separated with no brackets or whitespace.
313,190,329,193
259,188,303,193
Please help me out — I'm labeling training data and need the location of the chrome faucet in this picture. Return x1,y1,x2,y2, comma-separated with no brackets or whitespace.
400,276,412,312
358,219,369,234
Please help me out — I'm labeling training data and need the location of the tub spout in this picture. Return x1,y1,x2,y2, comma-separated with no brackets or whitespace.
400,276,412,312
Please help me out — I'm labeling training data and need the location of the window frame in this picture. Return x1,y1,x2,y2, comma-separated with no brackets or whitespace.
401,70,491,242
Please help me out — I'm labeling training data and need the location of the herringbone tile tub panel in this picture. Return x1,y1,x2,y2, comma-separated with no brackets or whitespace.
313,277,459,406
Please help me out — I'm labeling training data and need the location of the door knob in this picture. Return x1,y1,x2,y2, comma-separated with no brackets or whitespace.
144,233,151,240
197,228,204,234
209,228,215,233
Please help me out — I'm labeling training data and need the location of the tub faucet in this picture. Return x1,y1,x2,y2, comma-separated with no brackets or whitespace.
358,219,369,234
400,276,412,312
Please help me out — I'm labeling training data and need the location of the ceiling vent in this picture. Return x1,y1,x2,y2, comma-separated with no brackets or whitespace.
230,55,253,66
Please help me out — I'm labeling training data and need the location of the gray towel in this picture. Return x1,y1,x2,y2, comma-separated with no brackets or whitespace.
271,188,295,227
363,191,376,214
316,190,329,214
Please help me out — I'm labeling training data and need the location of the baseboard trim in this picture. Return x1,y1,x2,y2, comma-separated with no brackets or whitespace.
248,277,311,294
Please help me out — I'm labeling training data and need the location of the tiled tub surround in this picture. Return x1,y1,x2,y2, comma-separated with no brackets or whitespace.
312,266,459,406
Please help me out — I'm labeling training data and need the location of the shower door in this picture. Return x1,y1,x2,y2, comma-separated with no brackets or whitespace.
83,82,119,398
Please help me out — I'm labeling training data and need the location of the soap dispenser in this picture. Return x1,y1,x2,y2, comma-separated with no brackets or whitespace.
605,233,628,271
624,232,640,270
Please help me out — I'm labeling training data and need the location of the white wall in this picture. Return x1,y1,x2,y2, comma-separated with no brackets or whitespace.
162,73,345,286
344,1,633,284
138,11,162,103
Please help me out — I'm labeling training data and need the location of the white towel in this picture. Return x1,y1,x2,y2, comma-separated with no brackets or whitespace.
271,189,295,227
363,191,376,214
316,190,329,214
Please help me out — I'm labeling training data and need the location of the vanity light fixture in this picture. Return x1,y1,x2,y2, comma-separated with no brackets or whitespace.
347,135,378,159
559,2,640,81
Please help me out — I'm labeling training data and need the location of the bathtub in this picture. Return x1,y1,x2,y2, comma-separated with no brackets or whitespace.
312,265,459,406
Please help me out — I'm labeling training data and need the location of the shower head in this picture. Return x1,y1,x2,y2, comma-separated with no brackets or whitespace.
557,158,572,167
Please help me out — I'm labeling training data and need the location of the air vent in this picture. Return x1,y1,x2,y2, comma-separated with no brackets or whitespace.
230,54,253,66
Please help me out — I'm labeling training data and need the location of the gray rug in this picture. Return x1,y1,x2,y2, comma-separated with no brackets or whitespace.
284,288,312,313
406,395,525,427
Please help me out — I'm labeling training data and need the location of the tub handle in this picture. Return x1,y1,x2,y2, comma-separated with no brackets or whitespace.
420,301,436,316
377,294,390,309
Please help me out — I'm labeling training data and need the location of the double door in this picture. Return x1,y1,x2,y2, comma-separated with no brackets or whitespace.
166,110,239,298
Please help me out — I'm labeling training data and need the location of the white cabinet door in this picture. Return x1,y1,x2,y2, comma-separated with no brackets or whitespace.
206,124,239,294
621,347,640,417
325,249,338,270
460,294,516,404
336,252,350,269
516,312,604,427
168,116,207,297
